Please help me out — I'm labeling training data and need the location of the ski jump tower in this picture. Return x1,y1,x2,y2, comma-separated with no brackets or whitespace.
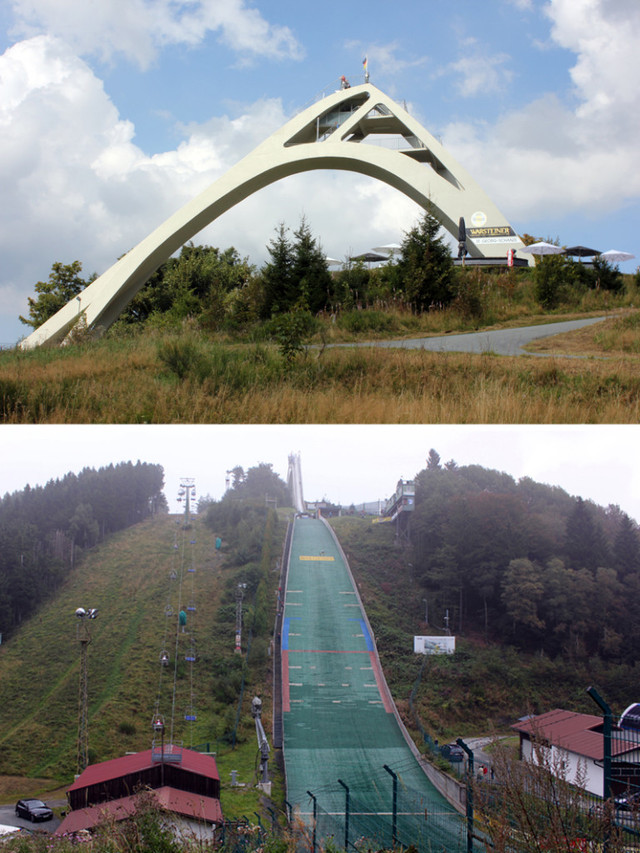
20,82,530,349
287,453,305,514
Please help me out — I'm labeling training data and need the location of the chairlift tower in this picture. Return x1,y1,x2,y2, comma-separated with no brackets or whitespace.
75,607,98,775
177,478,196,527
235,583,247,652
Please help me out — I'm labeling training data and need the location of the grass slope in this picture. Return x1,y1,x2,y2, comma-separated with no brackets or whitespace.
330,516,640,744
4,305,640,423
0,513,283,818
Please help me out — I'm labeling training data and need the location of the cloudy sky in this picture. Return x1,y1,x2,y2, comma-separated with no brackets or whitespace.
3,425,640,522
1,0,639,344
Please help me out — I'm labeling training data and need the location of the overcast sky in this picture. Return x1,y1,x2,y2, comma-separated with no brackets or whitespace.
3,425,640,521
1,0,639,344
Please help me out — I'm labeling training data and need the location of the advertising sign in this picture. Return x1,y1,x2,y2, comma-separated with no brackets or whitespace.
413,635,456,655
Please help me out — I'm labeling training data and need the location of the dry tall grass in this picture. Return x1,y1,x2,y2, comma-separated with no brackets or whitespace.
3,321,640,422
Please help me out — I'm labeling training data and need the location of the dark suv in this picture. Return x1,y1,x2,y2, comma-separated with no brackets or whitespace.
15,799,53,822
440,743,465,763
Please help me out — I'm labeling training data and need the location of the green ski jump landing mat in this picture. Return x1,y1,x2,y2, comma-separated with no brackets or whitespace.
281,517,466,852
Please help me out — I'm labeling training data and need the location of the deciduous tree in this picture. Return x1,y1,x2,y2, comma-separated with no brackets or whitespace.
20,260,93,328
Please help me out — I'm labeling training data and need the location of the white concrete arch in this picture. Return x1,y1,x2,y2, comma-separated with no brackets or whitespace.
20,83,529,348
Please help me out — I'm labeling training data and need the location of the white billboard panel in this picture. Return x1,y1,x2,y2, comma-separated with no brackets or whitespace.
414,635,456,655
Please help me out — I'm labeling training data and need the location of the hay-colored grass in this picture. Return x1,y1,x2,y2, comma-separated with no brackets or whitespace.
3,308,640,423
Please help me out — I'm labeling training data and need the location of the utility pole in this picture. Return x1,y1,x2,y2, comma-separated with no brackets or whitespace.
75,607,98,775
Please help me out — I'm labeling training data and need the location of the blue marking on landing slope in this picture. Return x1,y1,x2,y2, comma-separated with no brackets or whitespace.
349,618,374,651
282,616,301,650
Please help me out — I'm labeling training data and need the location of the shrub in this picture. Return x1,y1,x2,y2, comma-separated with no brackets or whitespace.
336,309,398,334
156,338,206,379
591,256,623,292
452,269,486,320
535,256,575,308
269,309,316,362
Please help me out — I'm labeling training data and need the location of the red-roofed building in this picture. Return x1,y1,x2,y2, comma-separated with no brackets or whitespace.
512,709,640,798
56,746,222,838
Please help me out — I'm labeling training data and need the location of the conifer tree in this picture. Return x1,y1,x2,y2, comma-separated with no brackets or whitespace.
260,223,295,317
396,208,455,310
292,217,332,314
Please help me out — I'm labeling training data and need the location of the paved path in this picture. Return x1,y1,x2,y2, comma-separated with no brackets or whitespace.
343,317,608,356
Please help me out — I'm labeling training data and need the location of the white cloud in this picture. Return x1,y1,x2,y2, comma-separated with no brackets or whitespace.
9,0,303,68
449,44,513,96
344,40,429,86
440,0,640,226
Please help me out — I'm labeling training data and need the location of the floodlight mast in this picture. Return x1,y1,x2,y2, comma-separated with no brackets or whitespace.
75,606,98,775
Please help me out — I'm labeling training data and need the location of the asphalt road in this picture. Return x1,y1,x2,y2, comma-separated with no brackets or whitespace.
343,316,608,356
0,803,61,834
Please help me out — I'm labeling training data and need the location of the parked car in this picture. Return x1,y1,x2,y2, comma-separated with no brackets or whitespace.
440,743,464,763
15,799,53,822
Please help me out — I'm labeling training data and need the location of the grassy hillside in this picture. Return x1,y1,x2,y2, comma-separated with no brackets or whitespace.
2,508,637,814
4,303,640,423
0,512,285,816
330,516,640,743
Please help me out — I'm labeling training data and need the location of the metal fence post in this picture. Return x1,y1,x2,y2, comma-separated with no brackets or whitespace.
307,791,317,853
284,799,293,823
457,738,475,853
587,686,612,800
383,764,398,846
338,779,350,851
588,686,612,853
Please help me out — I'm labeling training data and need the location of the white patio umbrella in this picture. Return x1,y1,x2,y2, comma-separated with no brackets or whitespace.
599,250,635,264
523,241,564,256
325,256,342,266
372,242,402,255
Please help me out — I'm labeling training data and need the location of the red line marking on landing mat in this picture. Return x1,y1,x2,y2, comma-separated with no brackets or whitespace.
286,649,369,654
282,650,290,712
283,649,393,713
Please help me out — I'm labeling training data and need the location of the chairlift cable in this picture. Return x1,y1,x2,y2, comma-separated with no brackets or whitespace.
153,525,180,728
168,522,186,747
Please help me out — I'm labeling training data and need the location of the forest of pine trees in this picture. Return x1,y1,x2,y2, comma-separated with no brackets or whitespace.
0,461,166,637
411,452,640,662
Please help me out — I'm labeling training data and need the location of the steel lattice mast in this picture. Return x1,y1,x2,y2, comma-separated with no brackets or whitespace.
75,607,97,774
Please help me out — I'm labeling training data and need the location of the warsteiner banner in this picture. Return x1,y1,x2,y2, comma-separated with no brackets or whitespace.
468,225,516,239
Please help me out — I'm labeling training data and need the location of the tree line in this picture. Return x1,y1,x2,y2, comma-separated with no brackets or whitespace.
0,461,167,637
411,450,639,662
20,211,635,341
18,210,463,333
